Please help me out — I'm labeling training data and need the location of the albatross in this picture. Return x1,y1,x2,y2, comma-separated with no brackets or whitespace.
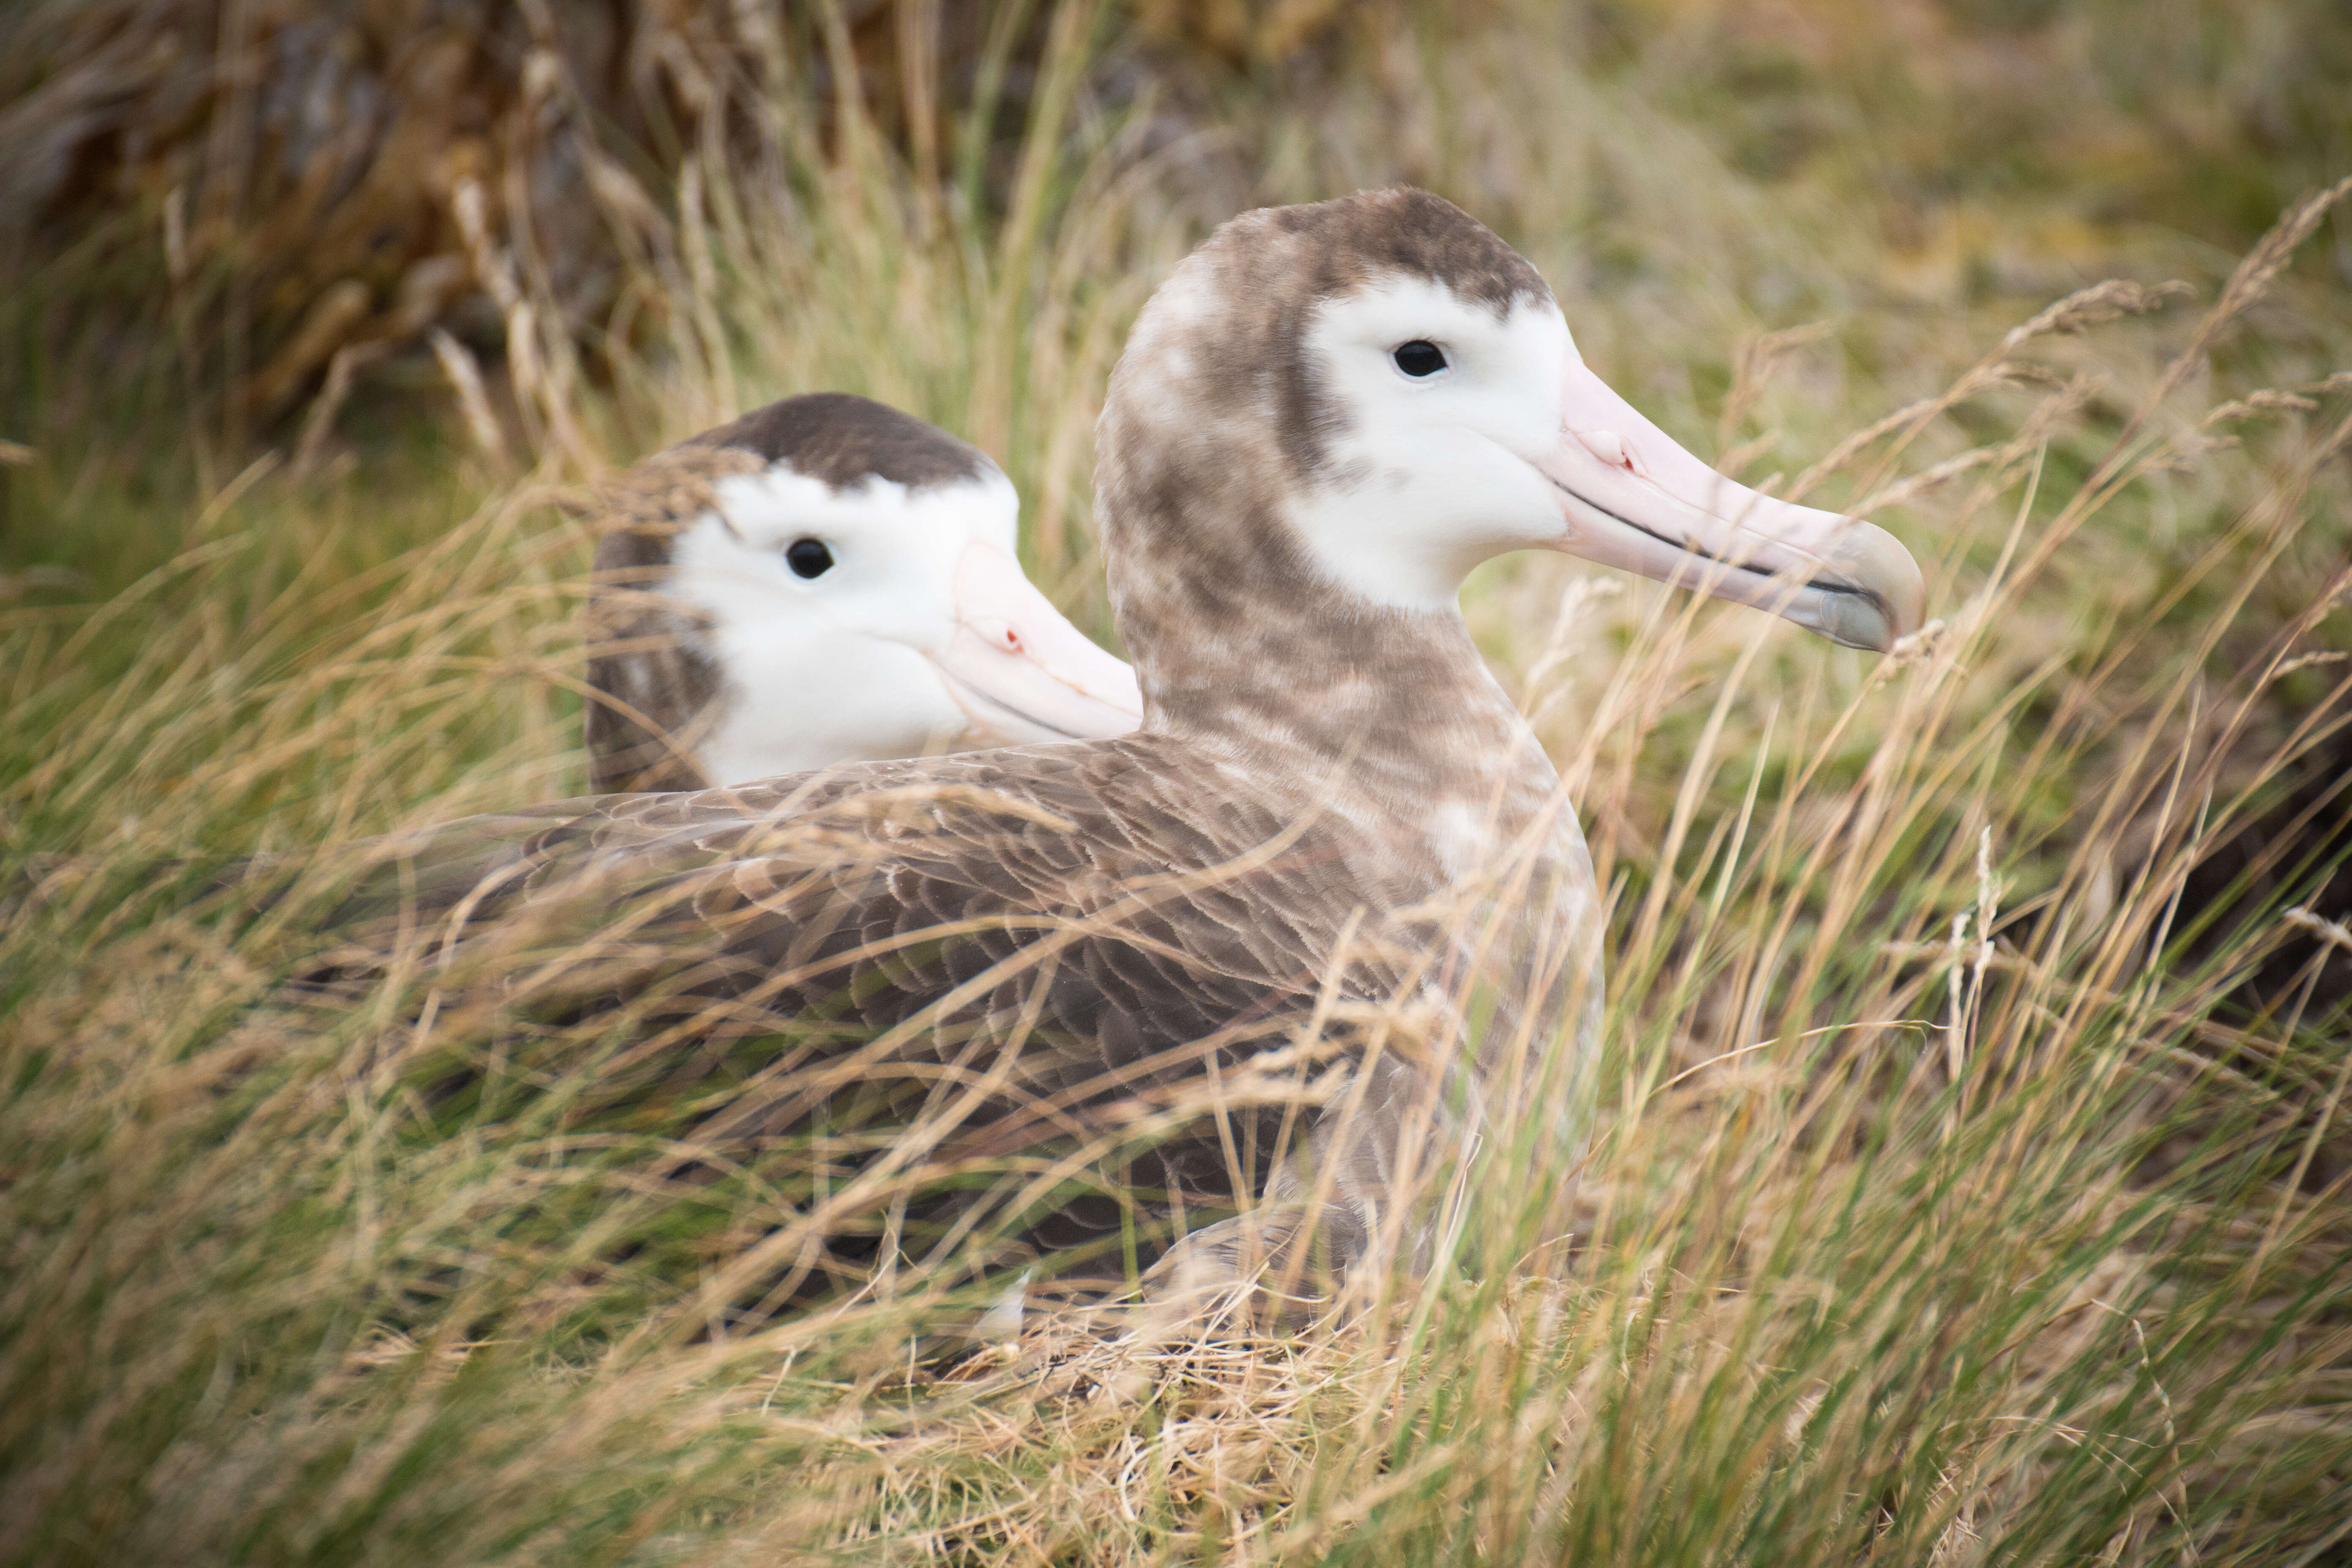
353,190,1923,1313
585,392,1141,791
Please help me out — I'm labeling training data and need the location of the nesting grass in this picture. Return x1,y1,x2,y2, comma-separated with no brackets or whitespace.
4,6,2351,1564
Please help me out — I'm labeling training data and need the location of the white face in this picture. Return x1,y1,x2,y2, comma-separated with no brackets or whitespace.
1289,280,1576,610
664,463,1141,785
1285,276,1925,649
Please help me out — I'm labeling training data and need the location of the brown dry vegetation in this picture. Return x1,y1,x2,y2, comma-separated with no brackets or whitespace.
3,3,2351,1565
4,0,2348,465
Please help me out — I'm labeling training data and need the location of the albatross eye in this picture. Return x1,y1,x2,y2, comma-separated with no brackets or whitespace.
785,538,834,579
1392,340,1447,378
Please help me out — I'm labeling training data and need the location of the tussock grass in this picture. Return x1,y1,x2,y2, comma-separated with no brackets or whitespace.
4,7,2351,1565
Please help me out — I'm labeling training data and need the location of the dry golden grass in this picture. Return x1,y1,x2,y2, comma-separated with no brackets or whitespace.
3,4,2350,1564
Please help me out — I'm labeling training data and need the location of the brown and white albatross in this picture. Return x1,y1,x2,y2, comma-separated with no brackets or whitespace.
359,190,1922,1312
586,392,1140,792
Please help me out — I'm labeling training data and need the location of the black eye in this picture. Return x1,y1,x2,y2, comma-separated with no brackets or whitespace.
1393,340,1447,377
785,538,834,579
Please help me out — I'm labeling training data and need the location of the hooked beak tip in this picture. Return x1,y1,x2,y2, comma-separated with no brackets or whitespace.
1819,523,1927,652
1549,354,1928,655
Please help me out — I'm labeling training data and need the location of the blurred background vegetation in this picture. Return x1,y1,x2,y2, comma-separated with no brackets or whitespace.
4,0,2348,498
3,4,2350,1564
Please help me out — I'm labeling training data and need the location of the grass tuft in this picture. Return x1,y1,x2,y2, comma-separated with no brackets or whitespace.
4,5,2350,1564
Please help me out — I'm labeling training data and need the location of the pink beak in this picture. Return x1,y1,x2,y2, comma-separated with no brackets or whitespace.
926,542,1143,744
1533,357,1925,651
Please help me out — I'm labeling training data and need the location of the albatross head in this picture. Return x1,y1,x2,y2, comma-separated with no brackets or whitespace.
589,394,1140,790
1097,190,1924,702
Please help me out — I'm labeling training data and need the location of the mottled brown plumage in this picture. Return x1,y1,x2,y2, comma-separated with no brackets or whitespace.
347,188,1917,1316
583,441,762,792
690,393,992,490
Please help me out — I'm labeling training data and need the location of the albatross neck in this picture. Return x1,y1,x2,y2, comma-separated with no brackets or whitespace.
1118,549,1557,833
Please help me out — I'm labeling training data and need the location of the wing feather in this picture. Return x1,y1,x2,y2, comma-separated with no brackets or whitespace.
329,736,1386,1093
299,737,1420,1280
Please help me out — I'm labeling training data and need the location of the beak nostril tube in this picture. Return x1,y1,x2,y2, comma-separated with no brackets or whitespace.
935,541,1144,740
1576,429,1631,468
